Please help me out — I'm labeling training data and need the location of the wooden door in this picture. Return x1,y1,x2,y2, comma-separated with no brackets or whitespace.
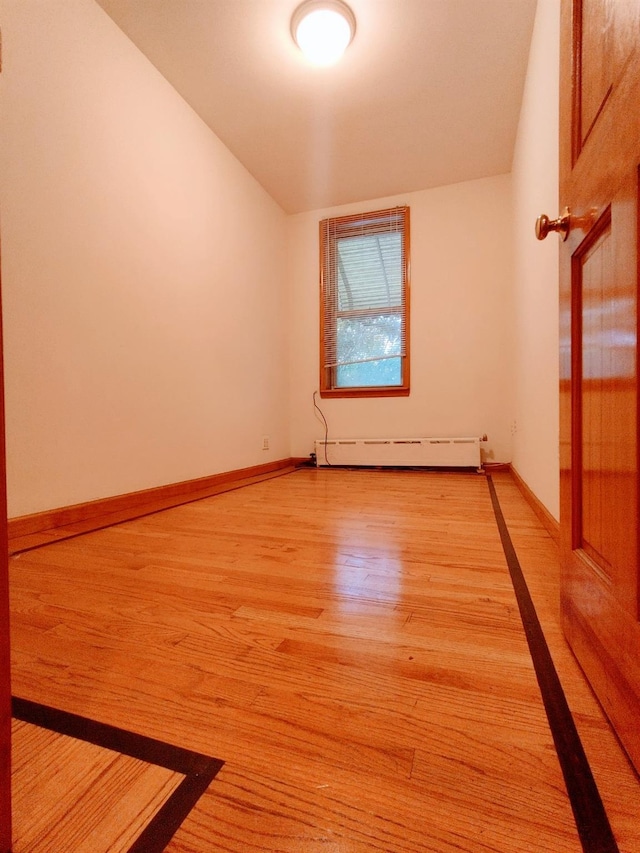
0,464,9,853
559,0,640,773
0,252,11,849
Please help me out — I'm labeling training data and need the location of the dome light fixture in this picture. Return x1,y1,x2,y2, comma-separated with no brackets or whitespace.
291,0,356,66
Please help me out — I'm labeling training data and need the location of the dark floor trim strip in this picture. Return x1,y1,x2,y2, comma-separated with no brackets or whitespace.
486,476,619,853
12,697,224,853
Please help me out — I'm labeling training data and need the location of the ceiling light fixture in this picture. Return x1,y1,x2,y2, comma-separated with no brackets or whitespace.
291,0,356,66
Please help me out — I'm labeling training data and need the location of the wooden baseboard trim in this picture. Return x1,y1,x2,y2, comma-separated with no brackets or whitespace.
291,456,314,467
509,465,560,544
8,459,297,554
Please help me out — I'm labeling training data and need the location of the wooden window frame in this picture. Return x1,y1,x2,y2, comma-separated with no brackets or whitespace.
319,206,410,399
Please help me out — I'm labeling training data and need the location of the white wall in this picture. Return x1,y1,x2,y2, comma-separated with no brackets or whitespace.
511,0,560,519
0,0,559,519
0,0,289,517
287,175,514,464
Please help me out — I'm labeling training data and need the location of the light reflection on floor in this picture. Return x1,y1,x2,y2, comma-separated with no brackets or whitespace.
331,525,404,612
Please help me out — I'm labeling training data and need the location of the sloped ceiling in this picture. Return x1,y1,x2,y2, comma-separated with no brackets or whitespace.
94,0,537,213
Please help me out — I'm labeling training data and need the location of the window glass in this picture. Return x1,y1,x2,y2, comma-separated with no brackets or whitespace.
319,207,410,397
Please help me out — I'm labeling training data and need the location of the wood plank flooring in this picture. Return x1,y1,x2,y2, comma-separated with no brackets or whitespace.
8,468,640,852
12,720,183,853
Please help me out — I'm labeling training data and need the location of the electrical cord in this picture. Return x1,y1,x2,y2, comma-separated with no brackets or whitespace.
312,391,331,466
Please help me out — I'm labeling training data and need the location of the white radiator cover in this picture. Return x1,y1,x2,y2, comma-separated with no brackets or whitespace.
314,437,482,469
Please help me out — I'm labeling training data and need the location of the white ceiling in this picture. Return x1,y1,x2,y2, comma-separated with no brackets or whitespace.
94,0,537,214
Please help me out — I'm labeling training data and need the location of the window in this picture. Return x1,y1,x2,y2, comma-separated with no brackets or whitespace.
319,206,410,398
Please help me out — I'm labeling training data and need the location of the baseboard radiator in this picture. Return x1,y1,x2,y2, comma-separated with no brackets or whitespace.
314,437,484,469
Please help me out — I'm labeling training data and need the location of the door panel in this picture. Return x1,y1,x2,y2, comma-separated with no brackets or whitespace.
576,211,637,594
560,0,640,773
0,255,11,849
0,493,9,853
578,0,614,145
575,0,639,152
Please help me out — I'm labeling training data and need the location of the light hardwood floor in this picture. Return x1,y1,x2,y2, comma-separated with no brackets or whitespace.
9,469,640,852
12,719,183,852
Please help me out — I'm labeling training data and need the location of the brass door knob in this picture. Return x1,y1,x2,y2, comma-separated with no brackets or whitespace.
535,207,570,241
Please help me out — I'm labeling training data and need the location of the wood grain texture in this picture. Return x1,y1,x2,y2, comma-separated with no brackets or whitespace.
12,720,183,852
577,0,614,147
9,469,640,852
8,460,298,554
488,476,618,853
492,473,640,853
509,466,559,543
0,244,12,853
560,0,640,773
0,552,9,853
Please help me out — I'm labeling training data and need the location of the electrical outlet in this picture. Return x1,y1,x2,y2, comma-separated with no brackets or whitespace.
262,436,270,450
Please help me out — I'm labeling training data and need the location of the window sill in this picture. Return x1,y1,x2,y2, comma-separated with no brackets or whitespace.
319,387,410,399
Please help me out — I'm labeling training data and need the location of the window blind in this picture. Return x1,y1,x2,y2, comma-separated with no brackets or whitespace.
320,206,409,391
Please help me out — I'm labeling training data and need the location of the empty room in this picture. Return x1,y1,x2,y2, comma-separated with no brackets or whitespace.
0,0,639,851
